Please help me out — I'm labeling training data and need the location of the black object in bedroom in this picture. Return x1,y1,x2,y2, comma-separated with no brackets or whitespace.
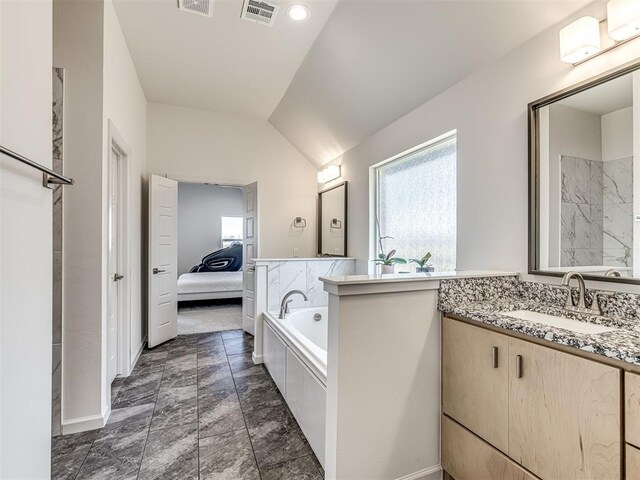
189,243,243,273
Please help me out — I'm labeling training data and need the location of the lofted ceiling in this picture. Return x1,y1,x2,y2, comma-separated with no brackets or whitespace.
269,0,594,166
114,0,593,167
112,0,339,119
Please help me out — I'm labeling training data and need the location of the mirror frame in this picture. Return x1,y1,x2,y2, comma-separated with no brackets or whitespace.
528,58,640,285
317,181,348,257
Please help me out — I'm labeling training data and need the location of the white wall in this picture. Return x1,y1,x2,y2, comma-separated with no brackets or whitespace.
147,103,318,259
103,0,148,376
54,0,148,431
320,1,640,291
178,183,243,274
0,0,53,476
602,106,633,161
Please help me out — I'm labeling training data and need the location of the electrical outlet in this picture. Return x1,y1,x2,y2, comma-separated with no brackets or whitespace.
293,248,299,258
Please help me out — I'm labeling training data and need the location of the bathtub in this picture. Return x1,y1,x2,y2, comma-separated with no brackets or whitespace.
263,307,328,466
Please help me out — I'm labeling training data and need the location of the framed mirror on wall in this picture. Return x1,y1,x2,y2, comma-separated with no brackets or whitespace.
318,181,347,257
529,60,640,285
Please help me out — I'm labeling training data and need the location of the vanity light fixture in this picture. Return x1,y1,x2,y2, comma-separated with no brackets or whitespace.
607,0,640,41
317,164,341,183
287,4,310,21
559,16,601,64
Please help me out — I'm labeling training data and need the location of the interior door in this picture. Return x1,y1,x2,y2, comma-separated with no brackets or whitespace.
242,182,258,334
148,174,178,348
107,146,121,384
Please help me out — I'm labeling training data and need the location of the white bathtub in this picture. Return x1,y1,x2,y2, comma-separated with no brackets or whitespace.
264,306,327,384
262,307,328,466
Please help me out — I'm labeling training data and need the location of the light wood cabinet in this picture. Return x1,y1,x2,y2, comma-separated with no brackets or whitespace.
443,317,509,452
627,444,640,480
443,317,622,480
442,416,537,480
508,337,621,480
626,372,640,449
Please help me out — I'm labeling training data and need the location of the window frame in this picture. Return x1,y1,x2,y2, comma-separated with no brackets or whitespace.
369,130,457,273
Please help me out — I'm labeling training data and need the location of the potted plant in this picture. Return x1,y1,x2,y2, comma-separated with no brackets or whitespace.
410,252,434,273
374,249,407,274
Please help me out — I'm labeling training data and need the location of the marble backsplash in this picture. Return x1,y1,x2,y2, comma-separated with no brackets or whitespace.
439,275,640,322
259,259,356,311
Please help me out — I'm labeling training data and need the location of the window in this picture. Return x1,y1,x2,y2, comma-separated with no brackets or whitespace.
221,216,243,248
373,134,457,272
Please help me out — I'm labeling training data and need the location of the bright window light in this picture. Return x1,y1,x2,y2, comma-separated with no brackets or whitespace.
221,216,243,248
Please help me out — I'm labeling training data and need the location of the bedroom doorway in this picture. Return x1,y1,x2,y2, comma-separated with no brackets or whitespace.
107,124,132,386
176,181,245,334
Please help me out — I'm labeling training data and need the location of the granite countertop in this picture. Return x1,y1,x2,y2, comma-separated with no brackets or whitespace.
441,297,640,367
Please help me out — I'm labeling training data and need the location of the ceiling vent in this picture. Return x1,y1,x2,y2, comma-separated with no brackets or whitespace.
178,0,213,17
241,0,279,26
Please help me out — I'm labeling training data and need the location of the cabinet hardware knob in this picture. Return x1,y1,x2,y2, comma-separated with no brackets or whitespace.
515,355,523,378
492,346,499,368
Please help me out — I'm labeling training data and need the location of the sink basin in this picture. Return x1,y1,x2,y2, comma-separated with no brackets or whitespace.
499,310,616,335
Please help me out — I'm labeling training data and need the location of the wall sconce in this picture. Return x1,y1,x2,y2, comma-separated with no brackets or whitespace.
559,16,601,64
608,0,640,41
317,164,341,183
560,0,640,65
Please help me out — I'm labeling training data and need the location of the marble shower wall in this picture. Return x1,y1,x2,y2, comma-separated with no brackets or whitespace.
560,155,604,267
603,157,633,267
52,67,64,436
261,259,356,311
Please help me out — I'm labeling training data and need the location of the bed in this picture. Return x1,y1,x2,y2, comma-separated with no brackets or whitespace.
177,271,243,301
178,243,244,301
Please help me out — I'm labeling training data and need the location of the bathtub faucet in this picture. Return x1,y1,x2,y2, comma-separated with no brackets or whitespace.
279,290,308,319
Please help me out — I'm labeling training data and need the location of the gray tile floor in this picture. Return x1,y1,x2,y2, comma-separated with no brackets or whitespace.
51,330,324,480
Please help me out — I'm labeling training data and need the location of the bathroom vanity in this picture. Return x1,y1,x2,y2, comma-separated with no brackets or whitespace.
439,275,640,480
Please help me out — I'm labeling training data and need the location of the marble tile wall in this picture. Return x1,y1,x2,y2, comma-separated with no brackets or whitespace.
560,155,604,267
264,259,356,311
52,67,64,436
603,157,633,268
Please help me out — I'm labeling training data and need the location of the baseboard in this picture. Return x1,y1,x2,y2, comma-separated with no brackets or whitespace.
61,405,111,435
252,352,264,364
395,464,442,480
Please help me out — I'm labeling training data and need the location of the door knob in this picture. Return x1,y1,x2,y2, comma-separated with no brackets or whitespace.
153,268,166,275
113,273,124,281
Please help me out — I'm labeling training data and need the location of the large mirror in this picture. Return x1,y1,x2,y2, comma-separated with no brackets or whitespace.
530,61,639,284
318,182,347,256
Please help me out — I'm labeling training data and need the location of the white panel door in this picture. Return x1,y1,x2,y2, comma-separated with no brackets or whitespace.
148,174,178,348
242,182,258,334
107,146,121,383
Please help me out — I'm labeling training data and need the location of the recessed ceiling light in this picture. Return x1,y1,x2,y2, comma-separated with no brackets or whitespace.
287,4,310,21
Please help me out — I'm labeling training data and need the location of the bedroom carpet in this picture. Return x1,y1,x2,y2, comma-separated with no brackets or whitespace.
178,300,242,335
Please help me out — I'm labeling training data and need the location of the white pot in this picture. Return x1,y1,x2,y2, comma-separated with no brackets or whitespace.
381,264,394,274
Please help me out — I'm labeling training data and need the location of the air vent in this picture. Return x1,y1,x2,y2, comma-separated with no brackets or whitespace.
241,0,279,26
178,0,213,17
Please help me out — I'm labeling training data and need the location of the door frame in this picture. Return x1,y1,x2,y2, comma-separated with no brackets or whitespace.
107,120,132,379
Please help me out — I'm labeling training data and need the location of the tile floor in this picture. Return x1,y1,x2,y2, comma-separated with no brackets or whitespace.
51,330,324,479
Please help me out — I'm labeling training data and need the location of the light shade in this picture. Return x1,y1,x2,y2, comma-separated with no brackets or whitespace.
287,4,310,21
608,0,640,41
559,16,601,63
317,164,341,183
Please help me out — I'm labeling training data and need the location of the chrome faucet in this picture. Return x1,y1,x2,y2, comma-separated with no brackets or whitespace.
279,290,308,319
561,271,601,315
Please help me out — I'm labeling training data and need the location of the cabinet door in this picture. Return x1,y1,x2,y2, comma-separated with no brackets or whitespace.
508,337,621,480
442,317,509,452
626,372,640,448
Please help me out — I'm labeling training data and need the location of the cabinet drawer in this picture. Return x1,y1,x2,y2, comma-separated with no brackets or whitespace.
443,317,509,453
628,444,640,480
627,372,640,448
442,415,537,480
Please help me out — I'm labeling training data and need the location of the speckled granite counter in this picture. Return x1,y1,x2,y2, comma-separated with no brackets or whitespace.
438,275,640,367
